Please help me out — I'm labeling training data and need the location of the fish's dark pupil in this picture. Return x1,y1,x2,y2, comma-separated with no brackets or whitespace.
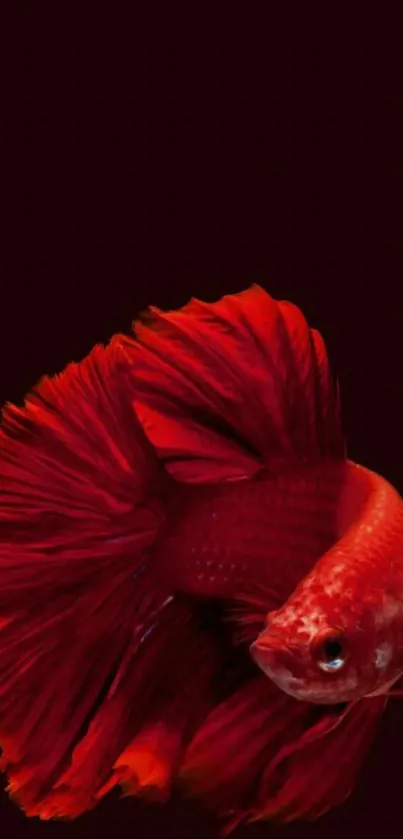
323,639,343,661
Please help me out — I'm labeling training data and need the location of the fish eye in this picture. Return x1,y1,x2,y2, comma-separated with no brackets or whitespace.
315,635,346,674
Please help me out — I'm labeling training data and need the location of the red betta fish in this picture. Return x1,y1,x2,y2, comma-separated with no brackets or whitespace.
1,285,403,831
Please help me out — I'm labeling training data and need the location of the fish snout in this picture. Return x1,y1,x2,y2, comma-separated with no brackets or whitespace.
251,630,304,678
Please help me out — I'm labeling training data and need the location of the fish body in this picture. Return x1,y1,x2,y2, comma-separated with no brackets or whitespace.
151,461,346,602
1,285,402,829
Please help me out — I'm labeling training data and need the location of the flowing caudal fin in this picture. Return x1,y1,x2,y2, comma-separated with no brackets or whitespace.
250,694,386,826
181,675,386,833
0,342,217,818
118,285,345,484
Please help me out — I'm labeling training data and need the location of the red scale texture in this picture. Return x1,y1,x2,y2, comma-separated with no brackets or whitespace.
151,466,345,602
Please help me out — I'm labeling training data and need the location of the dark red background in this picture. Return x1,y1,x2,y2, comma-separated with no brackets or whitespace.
2,6,402,839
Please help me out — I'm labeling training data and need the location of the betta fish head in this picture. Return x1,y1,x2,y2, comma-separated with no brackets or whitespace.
251,581,403,704
251,463,403,704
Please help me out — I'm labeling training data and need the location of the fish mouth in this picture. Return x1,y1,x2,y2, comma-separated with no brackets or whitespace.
251,634,289,662
251,639,307,698
251,639,278,676
251,636,300,683
250,631,301,668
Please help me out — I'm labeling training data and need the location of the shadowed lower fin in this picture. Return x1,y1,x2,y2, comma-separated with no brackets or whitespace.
181,675,386,833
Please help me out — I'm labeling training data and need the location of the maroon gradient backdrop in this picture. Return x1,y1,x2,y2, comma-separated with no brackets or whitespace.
2,7,402,839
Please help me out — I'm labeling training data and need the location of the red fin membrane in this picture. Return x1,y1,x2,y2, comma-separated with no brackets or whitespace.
0,343,217,817
119,285,344,484
181,675,386,833
181,677,292,811
251,694,386,825
96,622,219,807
